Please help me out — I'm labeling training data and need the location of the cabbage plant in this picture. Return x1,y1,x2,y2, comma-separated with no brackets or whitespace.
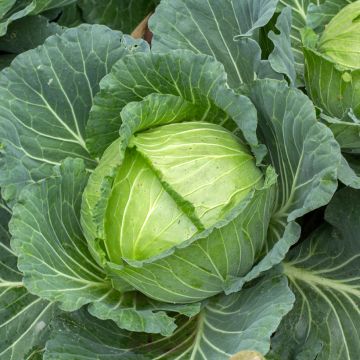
0,0,359,359
82,120,272,303
0,21,341,357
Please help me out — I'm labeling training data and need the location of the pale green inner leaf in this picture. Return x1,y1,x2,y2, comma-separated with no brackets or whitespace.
132,122,263,228
105,122,263,262
318,1,360,69
105,148,198,262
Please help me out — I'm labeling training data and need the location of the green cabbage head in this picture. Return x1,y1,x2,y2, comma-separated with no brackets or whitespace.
81,120,274,303
318,1,360,69
105,122,263,261
302,0,360,119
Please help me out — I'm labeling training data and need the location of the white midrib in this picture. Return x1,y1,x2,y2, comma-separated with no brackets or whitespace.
280,0,307,21
189,312,205,360
283,263,360,297
0,281,23,288
284,261,355,360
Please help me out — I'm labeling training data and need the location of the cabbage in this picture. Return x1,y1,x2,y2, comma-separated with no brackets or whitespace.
104,122,263,261
81,119,272,303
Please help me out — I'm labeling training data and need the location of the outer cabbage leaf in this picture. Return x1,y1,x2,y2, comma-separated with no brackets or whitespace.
0,24,148,204
226,79,340,293
276,0,319,78
44,274,294,360
86,50,262,159
225,221,300,293
0,195,58,360
321,112,360,155
149,0,280,88
10,158,111,312
271,187,360,359
0,15,63,87
248,79,340,222
0,15,63,54
78,0,159,34
337,155,360,189
9,158,200,336
268,7,297,86
0,0,76,37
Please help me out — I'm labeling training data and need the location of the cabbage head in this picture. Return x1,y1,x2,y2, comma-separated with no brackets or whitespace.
81,120,272,303
103,122,263,261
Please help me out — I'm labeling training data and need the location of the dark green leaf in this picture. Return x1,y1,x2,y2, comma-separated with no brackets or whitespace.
87,50,261,159
150,0,279,88
271,187,360,359
0,15,63,54
0,0,76,37
44,275,294,359
248,79,340,222
0,194,57,360
9,158,200,336
0,24,146,204
78,0,159,34
268,7,296,85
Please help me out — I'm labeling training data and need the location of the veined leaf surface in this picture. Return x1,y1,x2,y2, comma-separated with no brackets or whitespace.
271,187,360,359
0,24,147,204
44,274,294,360
0,195,57,360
